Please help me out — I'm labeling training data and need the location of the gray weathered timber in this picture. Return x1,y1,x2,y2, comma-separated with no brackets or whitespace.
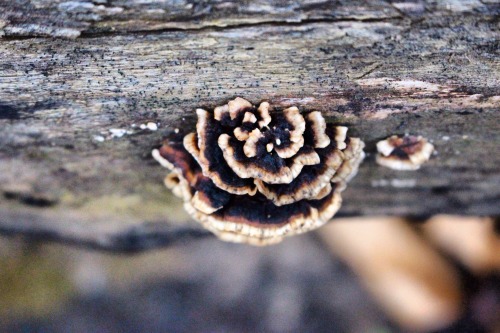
0,0,499,251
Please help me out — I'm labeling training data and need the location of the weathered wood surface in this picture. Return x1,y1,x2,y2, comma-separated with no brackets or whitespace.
0,0,499,250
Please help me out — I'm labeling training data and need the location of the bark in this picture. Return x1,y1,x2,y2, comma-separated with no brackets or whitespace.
0,0,499,251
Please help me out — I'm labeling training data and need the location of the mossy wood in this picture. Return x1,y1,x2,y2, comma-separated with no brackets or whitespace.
0,0,498,251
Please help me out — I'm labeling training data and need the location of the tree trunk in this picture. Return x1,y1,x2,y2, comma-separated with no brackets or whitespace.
0,0,499,251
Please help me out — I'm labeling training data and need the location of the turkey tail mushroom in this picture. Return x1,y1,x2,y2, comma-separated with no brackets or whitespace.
153,98,365,245
376,135,434,171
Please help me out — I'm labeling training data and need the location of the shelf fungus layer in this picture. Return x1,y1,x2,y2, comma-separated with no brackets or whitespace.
153,97,365,245
376,135,434,171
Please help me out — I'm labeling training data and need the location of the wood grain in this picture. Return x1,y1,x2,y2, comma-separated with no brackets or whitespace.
0,0,499,250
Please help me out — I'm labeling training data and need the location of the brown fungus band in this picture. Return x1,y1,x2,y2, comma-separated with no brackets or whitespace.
153,98,365,245
376,135,434,171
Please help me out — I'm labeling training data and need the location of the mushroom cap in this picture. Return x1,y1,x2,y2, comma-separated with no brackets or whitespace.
376,135,434,171
153,98,365,245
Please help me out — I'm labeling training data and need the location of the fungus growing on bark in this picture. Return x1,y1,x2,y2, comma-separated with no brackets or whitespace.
153,98,365,245
376,135,434,171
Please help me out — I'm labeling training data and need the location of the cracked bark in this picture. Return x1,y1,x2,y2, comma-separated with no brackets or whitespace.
0,0,499,251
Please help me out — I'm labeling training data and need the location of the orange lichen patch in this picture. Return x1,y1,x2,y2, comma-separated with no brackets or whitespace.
376,135,434,171
153,97,365,245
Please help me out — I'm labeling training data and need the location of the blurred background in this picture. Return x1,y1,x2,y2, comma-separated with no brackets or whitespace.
1,215,498,333
1,0,499,331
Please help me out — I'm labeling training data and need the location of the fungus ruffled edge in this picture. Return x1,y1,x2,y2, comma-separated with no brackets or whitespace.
153,98,365,245
376,135,434,171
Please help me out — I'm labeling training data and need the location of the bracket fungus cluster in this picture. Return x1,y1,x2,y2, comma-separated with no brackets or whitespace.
376,135,434,171
153,98,365,245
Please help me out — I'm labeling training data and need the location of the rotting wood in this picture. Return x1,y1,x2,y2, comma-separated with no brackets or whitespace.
0,0,499,251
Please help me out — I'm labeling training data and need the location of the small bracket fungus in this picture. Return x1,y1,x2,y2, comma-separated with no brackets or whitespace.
153,97,365,245
376,135,434,171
